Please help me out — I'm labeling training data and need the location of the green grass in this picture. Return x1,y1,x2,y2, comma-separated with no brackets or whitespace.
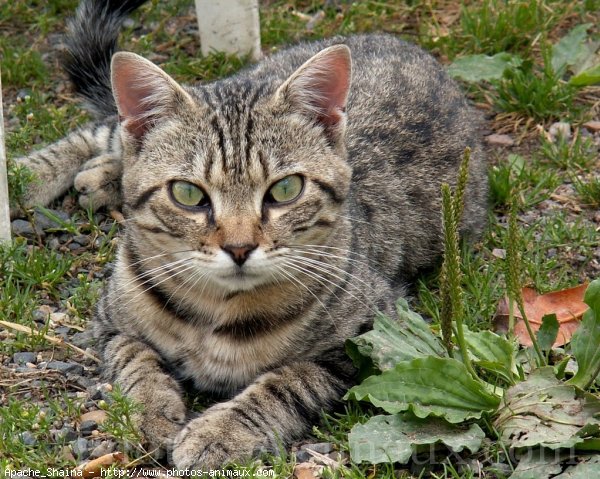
2,0,600,477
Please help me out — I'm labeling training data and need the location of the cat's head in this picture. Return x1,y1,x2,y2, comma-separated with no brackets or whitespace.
111,45,353,294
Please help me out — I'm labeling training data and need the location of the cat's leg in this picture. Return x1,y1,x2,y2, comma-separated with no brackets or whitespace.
11,119,121,216
172,358,353,470
103,334,188,450
74,154,123,210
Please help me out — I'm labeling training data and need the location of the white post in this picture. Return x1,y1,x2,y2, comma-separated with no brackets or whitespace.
0,71,11,243
194,0,261,61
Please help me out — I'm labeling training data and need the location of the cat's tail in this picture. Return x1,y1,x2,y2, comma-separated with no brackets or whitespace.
63,0,149,118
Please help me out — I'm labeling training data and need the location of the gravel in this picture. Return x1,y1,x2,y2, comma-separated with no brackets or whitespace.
13,352,37,365
45,360,85,376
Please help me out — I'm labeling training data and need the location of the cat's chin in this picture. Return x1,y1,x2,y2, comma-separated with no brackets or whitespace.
211,271,273,294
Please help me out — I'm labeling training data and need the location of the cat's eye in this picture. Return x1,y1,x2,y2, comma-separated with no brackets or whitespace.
170,181,208,208
267,175,304,204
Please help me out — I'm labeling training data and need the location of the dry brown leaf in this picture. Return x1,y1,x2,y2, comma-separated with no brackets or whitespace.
75,452,127,478
493,284,588,347
294,462,324,479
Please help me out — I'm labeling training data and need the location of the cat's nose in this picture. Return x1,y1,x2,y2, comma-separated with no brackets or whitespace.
222,244,258,266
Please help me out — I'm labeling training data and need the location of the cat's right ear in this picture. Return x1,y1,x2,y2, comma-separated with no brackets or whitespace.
111,52,195,141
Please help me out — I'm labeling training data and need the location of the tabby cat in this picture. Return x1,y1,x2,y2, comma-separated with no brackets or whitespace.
15,0,488,469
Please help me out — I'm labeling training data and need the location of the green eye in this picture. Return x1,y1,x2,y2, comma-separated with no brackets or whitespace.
268,175,304,204
170,181,207,207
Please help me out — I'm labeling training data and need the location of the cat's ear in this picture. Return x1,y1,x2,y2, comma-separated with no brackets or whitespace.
276,45,351,145
111,52,195,141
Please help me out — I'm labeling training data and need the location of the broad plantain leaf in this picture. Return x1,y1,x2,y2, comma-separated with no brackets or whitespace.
568,279,600,390
345,356,500,423
537,314,559,351
464,328,517,382
554,455,600,478
551,24,592,73
348,414,485,464
347,298,445,372
448,52,522,82
495,367,600,450
569,63,600,87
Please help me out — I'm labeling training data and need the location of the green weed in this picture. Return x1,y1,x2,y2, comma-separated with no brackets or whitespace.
492,56,577,122
539,131,597,170
572,175,600,207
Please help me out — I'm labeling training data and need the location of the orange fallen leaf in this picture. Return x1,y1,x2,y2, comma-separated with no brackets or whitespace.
75,452,126,478
294,462,324,479
493,284,588,347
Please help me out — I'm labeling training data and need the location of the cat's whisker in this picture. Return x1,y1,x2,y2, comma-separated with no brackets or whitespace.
289,247,394,283
173,269,212,318
118,263,199,311
291,244,372,261
330,213,373,225
108,260,196,310
126,248,197,268
273,264,337,329
284,254,379,296
282,258,377,316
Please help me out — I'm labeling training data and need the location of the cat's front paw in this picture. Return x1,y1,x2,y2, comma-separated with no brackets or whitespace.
172,408,267,471
130,387,187,454
74,154,122,210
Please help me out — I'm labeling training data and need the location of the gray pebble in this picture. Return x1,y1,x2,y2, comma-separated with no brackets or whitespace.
11,219,44,239
294,450,311,463
80,420,98,436
68,242,83,251
54,326,71,338
71,331,94,349
99,223,114,234
89,440,116,459
71,437,90,459
13,352,36,365
51,426,78,442
46,360,84,376
300,442,334,455
33,208,70,231
73,234,91,246
18,431,37,446
48,237,61,250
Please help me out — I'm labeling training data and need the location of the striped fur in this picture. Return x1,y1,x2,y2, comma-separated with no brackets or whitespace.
15,0,489,470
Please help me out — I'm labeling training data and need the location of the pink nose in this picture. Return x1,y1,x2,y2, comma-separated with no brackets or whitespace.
222,244,257,266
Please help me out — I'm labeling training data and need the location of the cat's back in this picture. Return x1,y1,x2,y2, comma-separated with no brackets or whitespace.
247,34,487,279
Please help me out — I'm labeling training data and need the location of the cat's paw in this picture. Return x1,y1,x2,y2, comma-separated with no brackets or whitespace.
130,387,187,454
172,408,266,471
74,154,122,211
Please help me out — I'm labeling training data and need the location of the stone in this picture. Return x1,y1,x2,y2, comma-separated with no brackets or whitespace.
80,409,108,425
71,437,90,459
72,234,91,246
300,442,334,455
79,420,98,436
485,134,514,147
89,440,116,459
46,360,84,376
548,121,571,141
13,352,36,365
71,330,94,349
11,219,44,239
52,426,78,442
294,449,311,463
33,208,70,231
18,431,37,446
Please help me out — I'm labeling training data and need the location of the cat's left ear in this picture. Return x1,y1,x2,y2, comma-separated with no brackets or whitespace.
276,44,351,146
